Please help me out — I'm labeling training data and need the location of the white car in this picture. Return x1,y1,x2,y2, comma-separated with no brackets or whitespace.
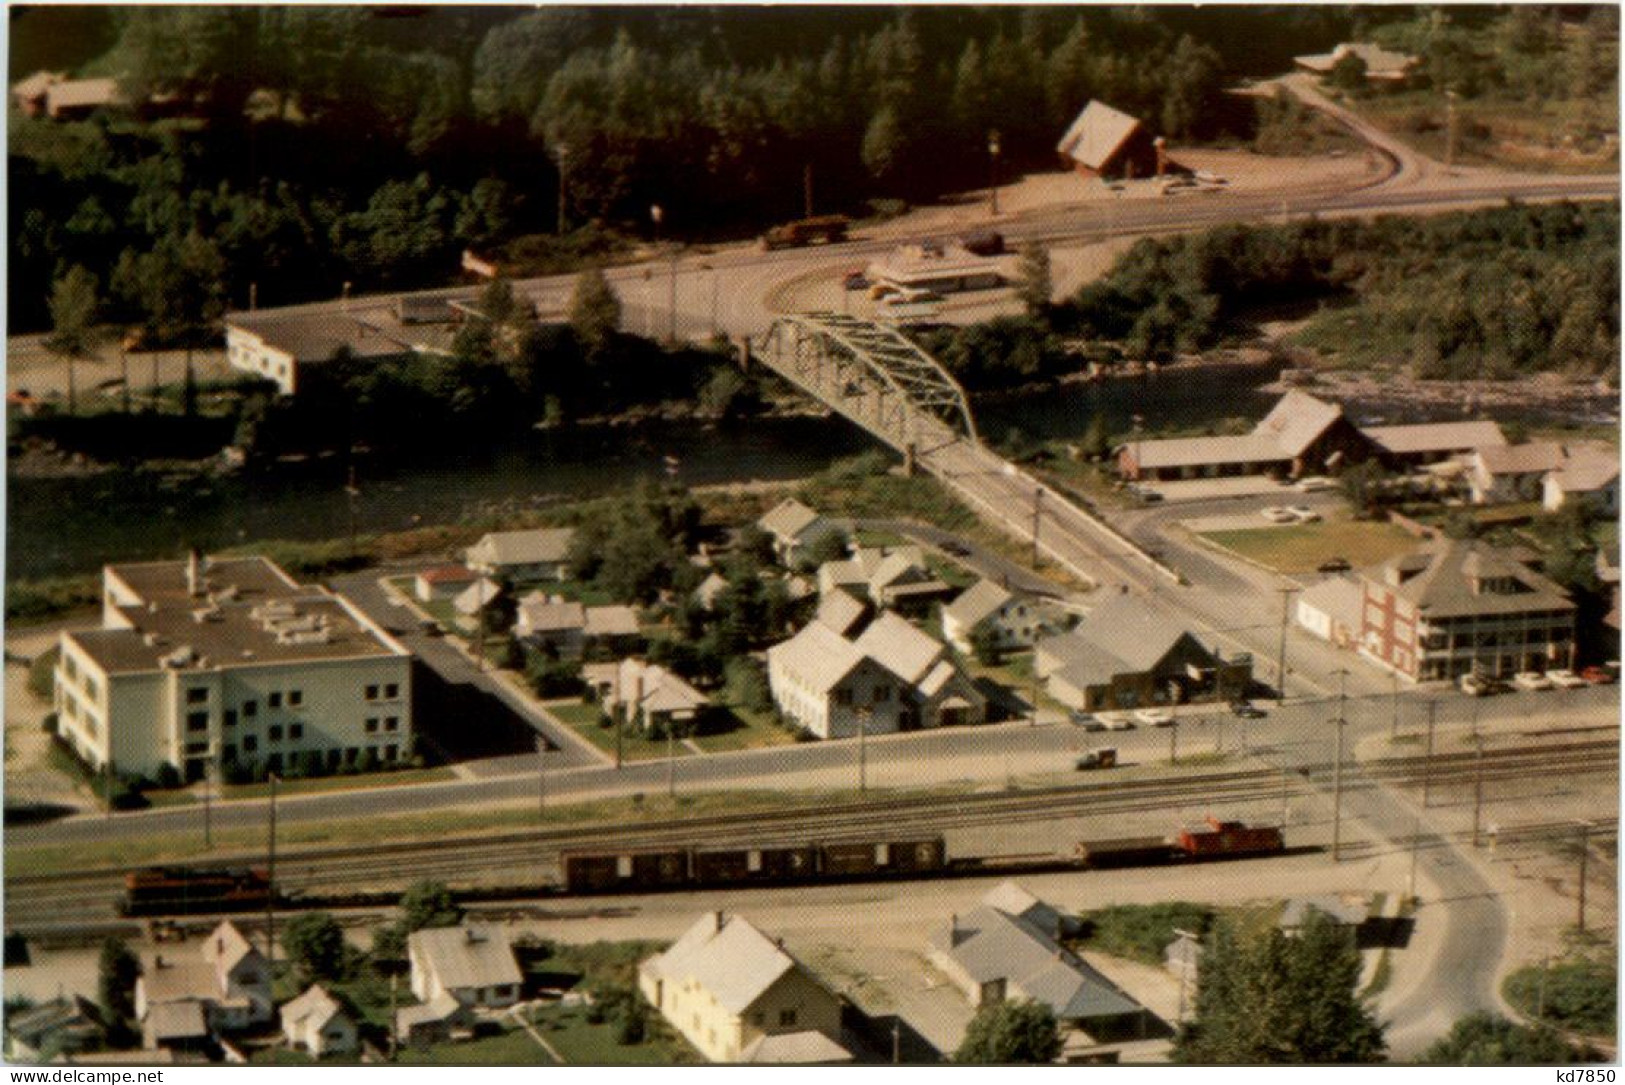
1296,477,1335,493
1287,505,1321,523
1546,669,1587,689
1511,671,1553,691
1261,506,1295,523
1096,712,1136,731
1134,708,1175,727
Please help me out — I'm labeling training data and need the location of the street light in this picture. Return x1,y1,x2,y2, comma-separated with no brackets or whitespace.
987,130,1001,217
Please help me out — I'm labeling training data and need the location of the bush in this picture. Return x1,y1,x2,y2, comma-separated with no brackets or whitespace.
152,763,182,790
616,1006,647,1045
40,711,57,735
26,647,60,701
1504,957,1617,1037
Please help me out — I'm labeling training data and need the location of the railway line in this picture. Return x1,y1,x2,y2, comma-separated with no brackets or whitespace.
5,738,1612,931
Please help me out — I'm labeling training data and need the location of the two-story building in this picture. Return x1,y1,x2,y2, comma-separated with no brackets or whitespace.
639,912,850,1064
136,922,272,1050
407,927,523,1010
766,613,985,739
1357,541,1576,682
941,579,1067,655
54,554,413,781
464,527,577,583
757,500,844,570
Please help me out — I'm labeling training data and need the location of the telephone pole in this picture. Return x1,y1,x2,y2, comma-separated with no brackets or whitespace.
265,773,279,963
857,708,870,794
1422,700,1437,807
1471,730,1486,847
1576,821,1593,934
1331,669,1349,861
1030,487,1043,569
1275,587,1297,703
535,736,547,822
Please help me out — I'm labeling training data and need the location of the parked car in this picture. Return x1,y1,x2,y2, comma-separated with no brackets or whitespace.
1134,707,1175,727
1286,505,1321,523
1459,673,1493,696
960,230,1006,256
1069,711,1107,732
1262,506,1295,523
1317,557,1352,574
1546,668,1587,689
1580,665,1618,685
1229,701,1267,719
843,270,870,291
1074,747,1118,770
1096,712,1136,731
1296,477,1335,493
1511,671,1553,691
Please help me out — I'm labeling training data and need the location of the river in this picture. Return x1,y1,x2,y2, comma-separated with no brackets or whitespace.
15,360,1584,582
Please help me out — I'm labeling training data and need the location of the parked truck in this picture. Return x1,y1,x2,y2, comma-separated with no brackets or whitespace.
760,214,850,251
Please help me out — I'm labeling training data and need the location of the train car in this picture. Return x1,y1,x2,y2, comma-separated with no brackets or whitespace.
1176,818,1284,859
560,848,689,894
1074,836,1178,869
819,837,947,878
119,866,272,916
691,845,819,885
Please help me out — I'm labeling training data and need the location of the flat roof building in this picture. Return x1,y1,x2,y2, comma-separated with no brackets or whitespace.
55,554,412,781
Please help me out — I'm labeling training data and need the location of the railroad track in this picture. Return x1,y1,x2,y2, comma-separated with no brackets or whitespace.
6,739,1614,927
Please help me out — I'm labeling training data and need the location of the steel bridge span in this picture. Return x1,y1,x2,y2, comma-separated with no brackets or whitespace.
752,314,1181,590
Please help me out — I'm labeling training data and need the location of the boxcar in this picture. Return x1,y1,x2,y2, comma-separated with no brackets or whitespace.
561,848,690,893
889,838,947,874
120,867,272,916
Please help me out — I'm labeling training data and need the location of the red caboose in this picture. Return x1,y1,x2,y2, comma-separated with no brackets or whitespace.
1176,817,1284,858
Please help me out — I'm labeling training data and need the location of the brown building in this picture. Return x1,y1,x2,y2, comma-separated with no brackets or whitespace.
1056,100,1166,180
1118,391,1375,483
1357,541,1576,682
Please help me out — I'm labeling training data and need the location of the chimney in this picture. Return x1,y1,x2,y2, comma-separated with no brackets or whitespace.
187,550,203,597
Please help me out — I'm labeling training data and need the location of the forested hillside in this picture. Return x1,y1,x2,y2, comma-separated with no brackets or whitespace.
10,4,1357,334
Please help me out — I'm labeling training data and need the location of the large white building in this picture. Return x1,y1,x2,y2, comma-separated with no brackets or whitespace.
54,554,413,781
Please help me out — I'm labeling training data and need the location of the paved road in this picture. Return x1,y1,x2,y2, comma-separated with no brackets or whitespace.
11,684,1613,849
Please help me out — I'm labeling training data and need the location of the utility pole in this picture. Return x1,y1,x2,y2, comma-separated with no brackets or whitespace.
1576,820,1593,934
1422,700,1437,807
615,704,624,770
265,773,279,964
1390,672,1400,740
987,131,1001,216
1030,487,1043,569
555,142,570,234
1406,812,1421,904
1275,587,1298,703
1331,669,1350,860
535,736,547,821
1471,730,1486,847
666,720,676,798
1169,718,1178,766
857,708,871,794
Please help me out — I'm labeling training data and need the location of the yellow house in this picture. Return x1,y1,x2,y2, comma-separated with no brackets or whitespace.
639,912,851,1064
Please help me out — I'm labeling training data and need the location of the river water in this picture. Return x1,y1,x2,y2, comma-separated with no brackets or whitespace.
0,361,1375,581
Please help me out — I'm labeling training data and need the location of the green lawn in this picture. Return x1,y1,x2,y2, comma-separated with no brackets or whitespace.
222,765,456,800
1198,519,1418,574
528,1004,696,1065
547,700,795,758
397,1026,553,1065
689,706,797,753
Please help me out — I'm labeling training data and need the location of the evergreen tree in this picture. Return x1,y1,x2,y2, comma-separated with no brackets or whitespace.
398,880,463,932
282,912,348,983
97,937,140,1025
569,267,621,355
1016,243,1053,317
1422,1013,1582,1065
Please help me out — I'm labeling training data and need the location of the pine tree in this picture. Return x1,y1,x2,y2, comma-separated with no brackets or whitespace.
1016,243,1052,317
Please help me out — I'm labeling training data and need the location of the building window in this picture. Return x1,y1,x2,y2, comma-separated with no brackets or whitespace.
385,683,400,699
365,685,379,701
779,1010,797,1027
288,690,303,707
290,723,303,741
269,692,282,709
186,687,208,705
222,744,235,761
384,745,398,762
269,725,283,742
267,753,282,773
365,718,379,734
223,709,237,728
346,747,359,763
243,700,258,718
185,741,207,755
385,717,399,732
833,689,852,706
872,686,889,703
186,711,208,733
243,735,258,753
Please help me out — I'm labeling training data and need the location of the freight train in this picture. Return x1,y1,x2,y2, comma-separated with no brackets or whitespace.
118,866,274,917
560,837,947,894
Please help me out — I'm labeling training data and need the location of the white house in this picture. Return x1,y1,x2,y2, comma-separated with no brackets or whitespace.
55,554,413,781
513,594,640,659
1543,456,1620,516
766,613,985,739
407,927,522,1010
1466,443,1567,504
941,580,1063,654
414,565,480,603
136,922,272,1048
639,912,849,1064
757,500,843,569
280,984,359,1058
464,527,577,583
582,659,709,733
1294,577,1364,650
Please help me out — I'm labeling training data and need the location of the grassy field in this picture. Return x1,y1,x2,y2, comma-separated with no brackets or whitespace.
547,700,794,759
528,1004,696,1065
1197,519,1417,574
222,765,458,800
397,1026,553,1065
1345,91,1617,173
